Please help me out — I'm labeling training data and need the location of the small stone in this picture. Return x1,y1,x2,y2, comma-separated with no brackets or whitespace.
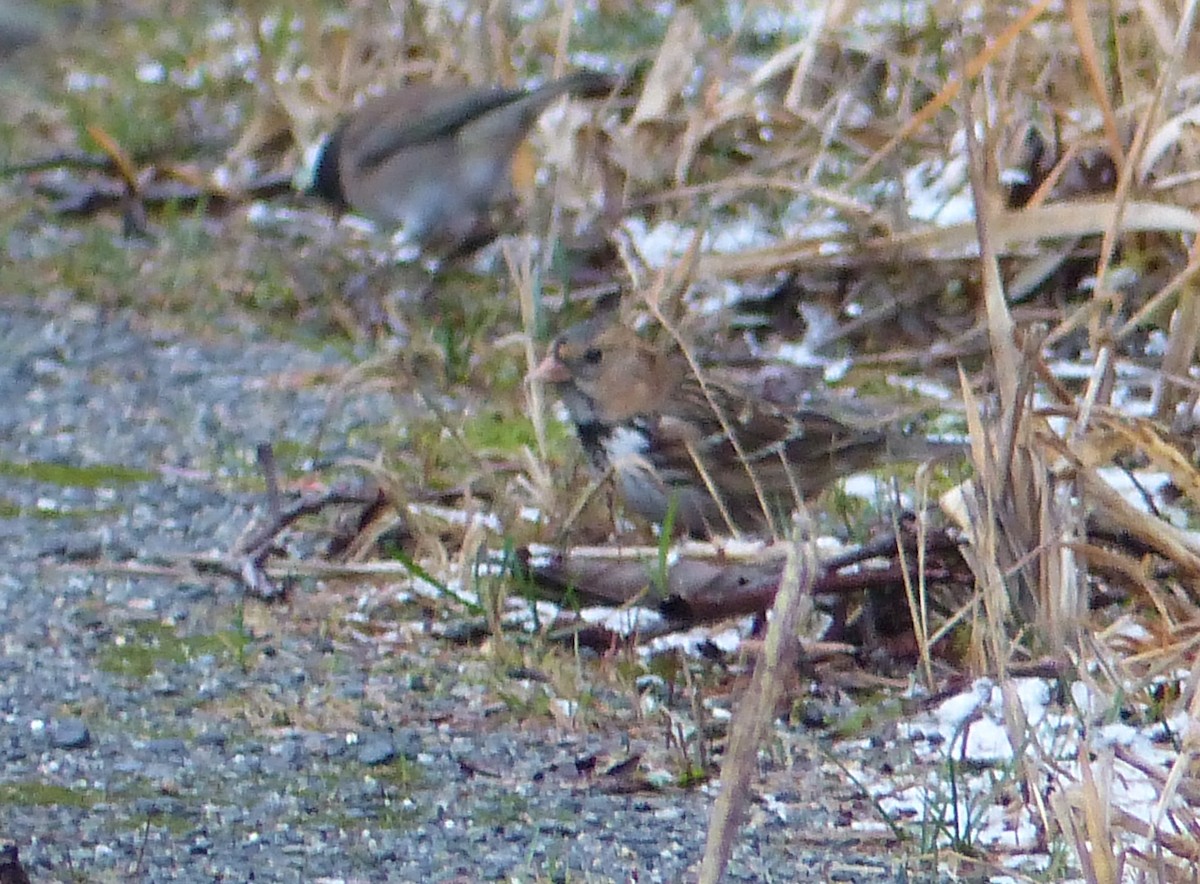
394,729,423,761
49,718,91,749
45,537,103,562
145,738,188,756
195,731,227,750
357,736,397,766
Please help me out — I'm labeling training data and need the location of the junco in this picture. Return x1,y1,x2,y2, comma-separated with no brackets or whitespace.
532,315,961,537
0,845,30,884
309,69,616,257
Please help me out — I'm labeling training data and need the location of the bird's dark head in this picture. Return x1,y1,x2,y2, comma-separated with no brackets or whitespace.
308,127,348,209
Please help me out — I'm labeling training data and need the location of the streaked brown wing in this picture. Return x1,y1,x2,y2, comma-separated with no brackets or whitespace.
651,413,787,502
663,379,891,499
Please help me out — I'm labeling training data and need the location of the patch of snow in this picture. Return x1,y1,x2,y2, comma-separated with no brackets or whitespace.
641,618,756,658
904,153,974,226
64,70,110,92
840,474,912,507
407,502,501,531
578,606,666,635
621,216,774,269
136,61,166,83
886,375,957,401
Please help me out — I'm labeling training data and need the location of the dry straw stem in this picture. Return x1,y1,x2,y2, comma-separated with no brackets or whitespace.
953,374,1020,669
1068,542,1168,621
639,263,785,539
846,0,1055,189
964,89,1018,408
697,198,1200,280
957,80,1071,660
698,517,818,884
628,8,700,127
894,476,936,688
1116,249,1200,341
996,677,1057,862
780,0,846,112
1152,275,1200,421
1072,746,1123,884
1072,0,1200,438
613,7,705,186
951,339,1075,660
509,239,551,469
1109,623,1200,687
1064,0,1123,172
1067,453,1200,577
1083,409,1200,510
1107,747,1200,873
1145,656,1200,858
1036,401,1200,627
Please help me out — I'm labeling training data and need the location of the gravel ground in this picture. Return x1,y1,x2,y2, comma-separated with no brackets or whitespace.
0,296,939,883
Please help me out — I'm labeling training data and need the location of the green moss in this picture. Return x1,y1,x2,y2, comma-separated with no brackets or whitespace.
370,756,423,791
97,621,254,679
0,781,102,808
493,685,554,721
30,504,119,520
305,761,426,829
141,807,196,835
676,764,709,788
0,460,155,487
470,790,532,827
829,695,903,739
323,803,423,830
461,410,569,456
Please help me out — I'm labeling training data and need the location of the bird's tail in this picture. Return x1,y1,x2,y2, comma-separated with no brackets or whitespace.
461,69,619,149
538,69,621,102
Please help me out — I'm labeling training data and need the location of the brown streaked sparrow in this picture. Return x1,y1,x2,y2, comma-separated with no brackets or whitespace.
532,316,961,538
308,70,616,257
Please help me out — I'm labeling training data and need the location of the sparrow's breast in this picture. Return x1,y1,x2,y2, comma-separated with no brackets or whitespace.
575,419,652,472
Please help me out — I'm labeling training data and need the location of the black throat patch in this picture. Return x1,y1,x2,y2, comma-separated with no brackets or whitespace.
575,420,612,469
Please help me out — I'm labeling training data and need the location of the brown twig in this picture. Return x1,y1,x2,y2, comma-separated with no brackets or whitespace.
236,484,385,562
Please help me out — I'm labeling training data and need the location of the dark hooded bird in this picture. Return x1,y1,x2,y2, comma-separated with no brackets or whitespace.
309,70,616,258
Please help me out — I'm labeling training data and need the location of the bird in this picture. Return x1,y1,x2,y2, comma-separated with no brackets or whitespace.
308,70,617,259
0,844,30,884
531,315,961,538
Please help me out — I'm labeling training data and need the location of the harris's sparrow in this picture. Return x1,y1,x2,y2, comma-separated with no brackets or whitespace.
532,316,960,537
309,70,616,258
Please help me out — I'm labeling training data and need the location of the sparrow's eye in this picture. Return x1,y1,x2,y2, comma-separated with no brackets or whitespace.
583,347,604,365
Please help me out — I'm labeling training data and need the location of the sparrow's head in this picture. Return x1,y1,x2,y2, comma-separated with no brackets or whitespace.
532,317,672,423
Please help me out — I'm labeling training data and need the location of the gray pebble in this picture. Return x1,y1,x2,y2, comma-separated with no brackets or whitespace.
357,735,397,766
144,738,188,756
49,717,90,749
